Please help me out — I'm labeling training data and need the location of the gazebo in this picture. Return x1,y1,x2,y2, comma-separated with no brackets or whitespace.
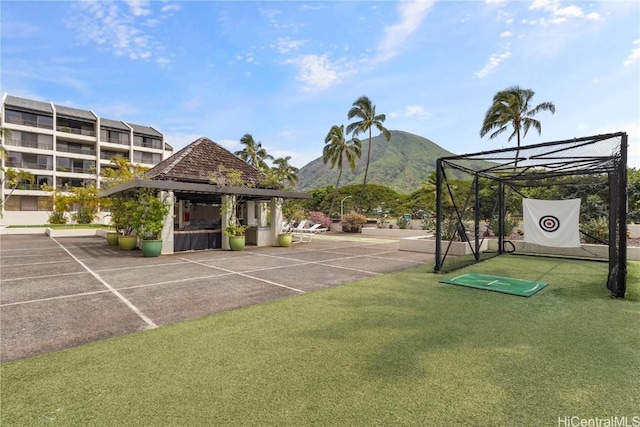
98,137,310,254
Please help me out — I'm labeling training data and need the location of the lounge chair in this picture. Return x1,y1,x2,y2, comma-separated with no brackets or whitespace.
305,224,328,234
290,220,308,232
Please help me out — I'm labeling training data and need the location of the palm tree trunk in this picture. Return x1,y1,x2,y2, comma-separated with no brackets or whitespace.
357,128,372,209
328,167,343,217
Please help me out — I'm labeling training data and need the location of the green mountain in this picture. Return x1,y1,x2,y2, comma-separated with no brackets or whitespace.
296,130,457,194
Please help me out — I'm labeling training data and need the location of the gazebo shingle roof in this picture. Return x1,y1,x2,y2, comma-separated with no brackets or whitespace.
147,137,263,186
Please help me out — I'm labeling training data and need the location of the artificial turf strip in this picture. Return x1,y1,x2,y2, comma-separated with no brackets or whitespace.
1,257,639,426
440,273,548,296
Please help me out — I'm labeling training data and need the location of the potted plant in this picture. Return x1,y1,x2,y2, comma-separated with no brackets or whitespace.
277,199,300,247
224,222,248,251
109,196,138,250
135,190,171,257
100,157,150,250
342,212,367,233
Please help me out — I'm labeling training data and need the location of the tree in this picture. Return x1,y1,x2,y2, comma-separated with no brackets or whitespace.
346,96,391,208
479,85,555,169
323,124,362,217
271,156,299,189
234,134,273,172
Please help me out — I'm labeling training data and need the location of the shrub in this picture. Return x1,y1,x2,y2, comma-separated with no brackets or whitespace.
397,216,411,229
581,217,608,244
342,212,367,232
308,211,331,228
421,215,436,231
488,213,520,237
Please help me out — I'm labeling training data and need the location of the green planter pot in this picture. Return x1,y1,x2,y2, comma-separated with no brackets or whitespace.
106,232,119,246
228,236,246,251
141,239,163,257
118,235,138,251
278,233,292,247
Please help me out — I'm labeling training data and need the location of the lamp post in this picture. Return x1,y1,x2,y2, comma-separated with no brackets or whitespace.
340,196,353,220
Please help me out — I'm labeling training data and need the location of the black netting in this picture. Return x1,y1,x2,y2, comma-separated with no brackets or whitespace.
434,133,628,298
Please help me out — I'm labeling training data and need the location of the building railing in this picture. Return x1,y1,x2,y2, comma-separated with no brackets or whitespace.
3,137,54,150
4,116,54,130
56,166,94,174
100,152,129,160
101,136,130,145
57,145,96,156
133,140,163,150
57,126,96,137
7,161,53,171
4,183,45,191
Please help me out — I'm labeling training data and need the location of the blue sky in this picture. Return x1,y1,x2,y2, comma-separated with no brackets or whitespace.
2,0,639,168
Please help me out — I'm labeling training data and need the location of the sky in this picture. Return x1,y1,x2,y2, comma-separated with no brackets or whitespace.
1,0,639,169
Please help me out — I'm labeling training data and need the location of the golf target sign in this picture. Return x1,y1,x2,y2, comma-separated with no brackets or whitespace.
539,215,560,233
523,198,581,248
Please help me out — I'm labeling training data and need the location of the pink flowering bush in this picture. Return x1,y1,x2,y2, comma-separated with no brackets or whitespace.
308,211,331,228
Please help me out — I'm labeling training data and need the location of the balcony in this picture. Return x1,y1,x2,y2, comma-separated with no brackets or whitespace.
56,166,94,174
100,151,129,161
3,137,53,151
56,126,96,137
101,136,130,145
4,115,54,130
57,144,96,156
4,182,43,191
7,161,53,171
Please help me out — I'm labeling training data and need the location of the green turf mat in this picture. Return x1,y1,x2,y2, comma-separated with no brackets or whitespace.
440,273,548,297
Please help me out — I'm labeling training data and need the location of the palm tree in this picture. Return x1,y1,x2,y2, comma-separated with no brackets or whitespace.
346,96,390,208
479,86,555,169
271,156,299,189
323,124,362,216
235,134,273,172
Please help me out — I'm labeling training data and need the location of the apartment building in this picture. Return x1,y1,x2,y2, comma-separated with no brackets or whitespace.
0,94,174,225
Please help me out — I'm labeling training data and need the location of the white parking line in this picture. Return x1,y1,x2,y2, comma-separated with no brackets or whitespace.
51,237,158,329
180,257,305,294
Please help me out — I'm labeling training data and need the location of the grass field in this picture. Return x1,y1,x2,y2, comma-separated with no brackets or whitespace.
1,256,639,426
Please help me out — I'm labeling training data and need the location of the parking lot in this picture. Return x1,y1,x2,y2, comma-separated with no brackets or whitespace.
1,233,432,362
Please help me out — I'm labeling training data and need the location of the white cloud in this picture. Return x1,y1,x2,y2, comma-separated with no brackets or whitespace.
161,3,181,13
391,105,432,120
500,31,513,38
553,5,583,18
285,54,341,91
623,39,640,66
72,0,174,64
586,12,602,21
530,0,560,13
125,0,150,17
375,1,435,63
273,37,306,54
527,1,601,26
474,47,511,78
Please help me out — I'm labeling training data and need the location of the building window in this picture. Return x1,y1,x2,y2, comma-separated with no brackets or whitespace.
100,150,129,161
57,141,95,155
3,131,53,150
100,129,130,145
56,157,95,174
3,196,51,211
133,135,162,150
56,177,95,190
133,151,161,164
6,152,53,170
4,109,54,129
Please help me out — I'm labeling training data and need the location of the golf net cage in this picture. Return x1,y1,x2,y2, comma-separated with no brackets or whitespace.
434,132,628,298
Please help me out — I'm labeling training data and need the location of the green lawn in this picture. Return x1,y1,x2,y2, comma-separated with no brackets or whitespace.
2,257,639,426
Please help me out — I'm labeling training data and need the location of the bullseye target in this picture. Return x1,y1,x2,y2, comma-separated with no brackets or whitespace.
538,215,560,232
